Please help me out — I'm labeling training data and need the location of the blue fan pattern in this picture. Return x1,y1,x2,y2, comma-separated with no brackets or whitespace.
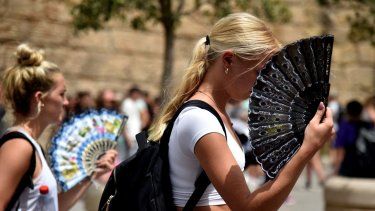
49,109,127,191
249,35,334,178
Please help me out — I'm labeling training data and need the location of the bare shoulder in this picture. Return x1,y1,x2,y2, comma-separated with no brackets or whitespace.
194,133,228,155
0,138,34,170
0,138,35,206
194,133,237,175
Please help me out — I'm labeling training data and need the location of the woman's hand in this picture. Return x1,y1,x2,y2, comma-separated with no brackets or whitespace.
59,149,117,211
301,102,335,157
91,149,118,180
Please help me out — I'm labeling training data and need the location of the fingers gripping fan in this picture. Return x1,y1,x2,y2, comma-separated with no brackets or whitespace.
49,109,127,191
249,35,334,178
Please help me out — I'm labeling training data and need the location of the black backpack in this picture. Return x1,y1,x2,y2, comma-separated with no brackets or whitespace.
339,122,375,178
99,100,227,211
355,126,375,178
0,131,36,211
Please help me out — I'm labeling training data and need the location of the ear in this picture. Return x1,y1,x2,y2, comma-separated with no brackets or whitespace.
222,50,234,68
33,91,44,104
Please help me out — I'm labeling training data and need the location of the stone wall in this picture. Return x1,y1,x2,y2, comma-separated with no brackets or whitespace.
0,0,374,103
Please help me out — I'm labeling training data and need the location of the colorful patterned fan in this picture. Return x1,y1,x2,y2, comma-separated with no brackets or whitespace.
248,35,334,178
49,109,127,191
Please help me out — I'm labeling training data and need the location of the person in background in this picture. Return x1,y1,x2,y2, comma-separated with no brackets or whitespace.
328,93,343,131
362,96,375,126
328,93,343,175
333,100,363,176
142,91,156,131
74,91,95,114
96,89,119,112
148,13,334,210
355,96,375,178
304,152,326,188
120,86,149,158
0,44,116,211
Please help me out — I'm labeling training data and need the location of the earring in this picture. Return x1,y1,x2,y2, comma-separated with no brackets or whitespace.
225,67,229,75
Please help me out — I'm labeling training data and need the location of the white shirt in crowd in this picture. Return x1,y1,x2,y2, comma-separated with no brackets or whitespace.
121,98,147,142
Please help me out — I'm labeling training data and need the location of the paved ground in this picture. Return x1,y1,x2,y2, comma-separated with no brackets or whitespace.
279,170,324,211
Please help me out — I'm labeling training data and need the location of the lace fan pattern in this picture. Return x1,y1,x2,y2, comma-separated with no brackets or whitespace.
49,109,127,191
248,35,334,178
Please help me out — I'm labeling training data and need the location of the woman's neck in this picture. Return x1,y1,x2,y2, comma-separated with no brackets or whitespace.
196,82,229,113
14,117,48,139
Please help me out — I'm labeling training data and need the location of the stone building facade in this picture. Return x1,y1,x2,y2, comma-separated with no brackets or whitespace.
0,0,374,104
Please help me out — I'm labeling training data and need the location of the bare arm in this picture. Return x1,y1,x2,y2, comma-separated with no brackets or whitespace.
195,104,334,211
58,149,118,211
0,139,33,211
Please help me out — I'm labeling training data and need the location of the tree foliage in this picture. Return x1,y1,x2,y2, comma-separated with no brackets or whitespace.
71,0,291,31
316,0,375,46
70,0,292,93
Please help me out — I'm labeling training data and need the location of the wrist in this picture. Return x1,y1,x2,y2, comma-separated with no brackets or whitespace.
79,177,92,186
297,143,317,161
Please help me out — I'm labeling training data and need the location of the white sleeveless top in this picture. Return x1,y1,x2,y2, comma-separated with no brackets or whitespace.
169,107,245,207
9,128,59,211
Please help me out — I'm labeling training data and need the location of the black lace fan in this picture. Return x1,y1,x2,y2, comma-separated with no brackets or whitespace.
248,35,334,178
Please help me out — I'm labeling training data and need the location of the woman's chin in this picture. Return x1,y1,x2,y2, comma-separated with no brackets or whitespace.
49,116,63,126
56,117,64,125
237,92,251,101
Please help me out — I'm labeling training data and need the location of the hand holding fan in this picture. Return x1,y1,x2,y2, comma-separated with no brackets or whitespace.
49,109,127,191
248,35,334,178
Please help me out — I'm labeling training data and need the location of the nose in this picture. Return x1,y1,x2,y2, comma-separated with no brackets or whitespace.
63,97,69,106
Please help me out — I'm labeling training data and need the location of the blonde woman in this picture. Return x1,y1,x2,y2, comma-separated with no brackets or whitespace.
149,13,334,210
0,44,117,211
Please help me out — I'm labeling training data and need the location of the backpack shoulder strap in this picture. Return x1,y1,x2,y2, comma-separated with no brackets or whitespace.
159,100,227,211
183,100,227,138
0,131,36,211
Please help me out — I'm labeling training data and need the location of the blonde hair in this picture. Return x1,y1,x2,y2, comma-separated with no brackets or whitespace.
148,13,281,141
1,44,61,117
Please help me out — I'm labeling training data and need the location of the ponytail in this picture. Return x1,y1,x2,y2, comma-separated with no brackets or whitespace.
148,37,208,141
